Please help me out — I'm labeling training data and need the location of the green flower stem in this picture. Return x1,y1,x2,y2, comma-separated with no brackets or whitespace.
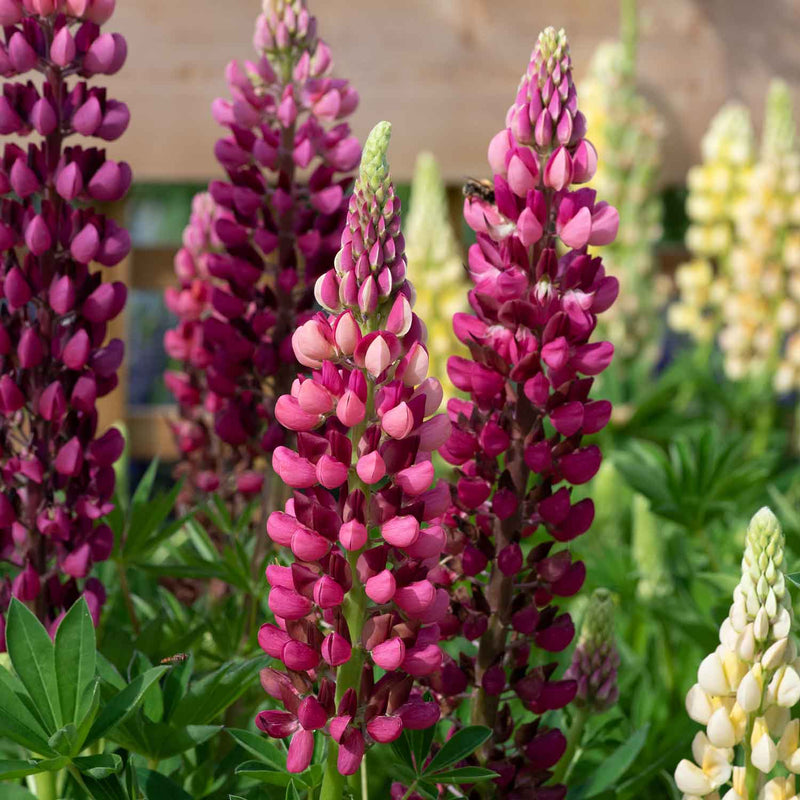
67,765,91,797
360,758,369,800
551,706,588,785
32,770,58,800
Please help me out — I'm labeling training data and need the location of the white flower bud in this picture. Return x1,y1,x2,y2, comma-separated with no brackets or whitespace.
766,587,779,618
771,664,800,708
773,607,792,639
761,776,797,800
762,637,789,670
674,759,713,795
736,623,756,661
698,652,731,696
778,718,800,772
719,618,738,651
730,597,748,633
752,717,779,773
706,706,737,747
765,704,791,738
755,606,771,641
736,666,763,712
686,683,715,724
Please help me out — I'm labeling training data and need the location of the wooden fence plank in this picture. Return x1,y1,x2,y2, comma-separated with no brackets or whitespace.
105,0,800,185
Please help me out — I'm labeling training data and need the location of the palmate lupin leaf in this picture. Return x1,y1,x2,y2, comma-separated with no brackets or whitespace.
0,597,168,791
614,427,772,532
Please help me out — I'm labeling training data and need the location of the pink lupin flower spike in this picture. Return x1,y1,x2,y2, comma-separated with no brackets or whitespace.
430,26,619,797
258,121,450,799
163,0,360,516
0,0,129,640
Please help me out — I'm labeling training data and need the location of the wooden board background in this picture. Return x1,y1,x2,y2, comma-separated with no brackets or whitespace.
93,0,800,460
105,0,800,186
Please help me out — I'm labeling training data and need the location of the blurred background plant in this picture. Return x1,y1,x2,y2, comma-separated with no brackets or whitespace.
579,0,666,419
405,152,469,400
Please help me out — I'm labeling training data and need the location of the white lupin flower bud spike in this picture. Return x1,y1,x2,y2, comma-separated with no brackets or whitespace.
676,508,800,794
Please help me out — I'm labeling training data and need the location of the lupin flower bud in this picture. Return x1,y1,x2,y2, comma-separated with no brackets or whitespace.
631,493,673,601
675,508,800,797
404,153,468,399
579,41,667,394
424,27,618,798
565,589,619,712
0,0,128,641
259,122,449,799
164,0,360,519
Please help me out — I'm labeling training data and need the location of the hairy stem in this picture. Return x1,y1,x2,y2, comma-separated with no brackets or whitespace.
32,770,58,800
551,706,588,784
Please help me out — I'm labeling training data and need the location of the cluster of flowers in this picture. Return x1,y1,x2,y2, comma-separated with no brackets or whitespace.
426,27,619,798
668,103,754,343
256,122,452,793
675,507,800,800
404,152,468,399
163,0,360,511
0,0,129,643
670,82,800,392
579,40,665,378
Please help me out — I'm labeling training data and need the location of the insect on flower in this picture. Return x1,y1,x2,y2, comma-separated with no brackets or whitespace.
462,177,496,204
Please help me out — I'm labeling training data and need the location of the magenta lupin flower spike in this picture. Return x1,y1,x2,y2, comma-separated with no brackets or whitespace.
163,0,360,511
433,27,619,797
258,122,451,798
0,0,129,643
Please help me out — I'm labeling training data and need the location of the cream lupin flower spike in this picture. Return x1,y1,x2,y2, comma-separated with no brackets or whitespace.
675,508,800,799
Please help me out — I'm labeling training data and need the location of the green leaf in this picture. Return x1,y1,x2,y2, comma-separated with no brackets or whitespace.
125,480,185,560
96,653,126,691
0,666,54,754
74,753,124,779
423,725,491,775
48,723,80,756
390,729,415,773
6,599,62,733
131,458,159,510
54,598,96,724
105,722,221,761
428,766,498,783
0,786,36,799
161,653,194,722
170,656,268,726
87,666,168,744
285,780,301,800
235,761,299,787
413,781,440,800
80,773,130,800
74,682,102,751
582,725,650,798
0,756,68,779
135,768,194,800
410,723,436,774
227,728,287,770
